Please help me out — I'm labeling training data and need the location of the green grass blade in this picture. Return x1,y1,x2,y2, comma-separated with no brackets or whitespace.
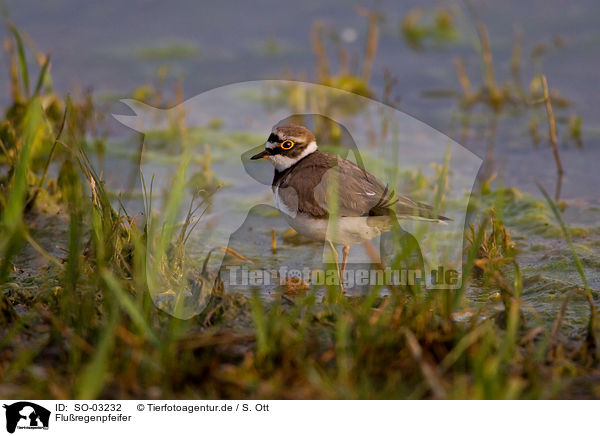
33,53,51,96
537,183,590,292
7,23,30,97
76,309,119,399
0,99,44,282
101,269,160,347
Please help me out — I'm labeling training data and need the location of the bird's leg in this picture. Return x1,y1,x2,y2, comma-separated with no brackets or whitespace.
326,239,345,295
341,245,350,277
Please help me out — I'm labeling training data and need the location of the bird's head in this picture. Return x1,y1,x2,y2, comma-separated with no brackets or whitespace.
251,124,317,171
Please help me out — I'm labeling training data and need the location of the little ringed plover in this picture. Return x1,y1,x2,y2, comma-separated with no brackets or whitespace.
251,124,449,280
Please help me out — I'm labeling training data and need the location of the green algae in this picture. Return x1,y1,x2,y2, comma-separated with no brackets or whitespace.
137,40,200,60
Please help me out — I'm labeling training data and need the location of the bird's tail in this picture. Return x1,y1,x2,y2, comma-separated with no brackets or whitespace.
370,185,450,223
391,194,450,223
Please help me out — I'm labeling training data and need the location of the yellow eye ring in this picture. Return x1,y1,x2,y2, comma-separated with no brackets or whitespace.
281,140,294,150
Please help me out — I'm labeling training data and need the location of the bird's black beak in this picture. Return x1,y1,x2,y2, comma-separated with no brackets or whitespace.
250,149,269,160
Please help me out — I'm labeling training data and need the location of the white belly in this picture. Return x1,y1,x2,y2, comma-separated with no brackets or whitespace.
274,185,393,246
282,212,393,246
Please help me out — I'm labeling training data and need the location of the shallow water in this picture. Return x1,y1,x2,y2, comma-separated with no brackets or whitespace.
1,0,599,202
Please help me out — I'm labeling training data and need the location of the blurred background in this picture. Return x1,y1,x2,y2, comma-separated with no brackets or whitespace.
1,0,598,202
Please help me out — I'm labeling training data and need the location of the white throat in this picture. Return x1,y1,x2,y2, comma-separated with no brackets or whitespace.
269,141,317,172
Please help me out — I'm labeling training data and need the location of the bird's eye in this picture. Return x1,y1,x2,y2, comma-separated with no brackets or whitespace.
281,140,294,150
